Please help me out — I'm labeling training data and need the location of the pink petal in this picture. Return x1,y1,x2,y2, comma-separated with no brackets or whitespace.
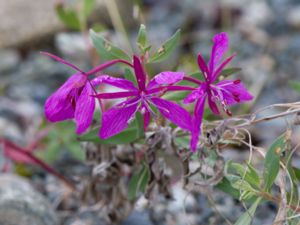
150,97,192,131
207,91,220,114
147,85,195,95
93,75,138,91
190,96,206,152
100,98,139,139
183,84,207,104
215,80,253,105
45,74,87,122
133,55,146,91
209,32,229,74
142,105,151,131
197,54,209,80
183,90,201,104
94,91,138,99
74,82,95,134
152,71,185,86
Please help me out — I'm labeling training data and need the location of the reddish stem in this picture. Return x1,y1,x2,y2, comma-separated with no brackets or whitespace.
183,76,203,85
0,138,75,190
86,59,133,76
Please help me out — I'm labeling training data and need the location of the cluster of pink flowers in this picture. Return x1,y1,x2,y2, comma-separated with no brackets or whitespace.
44,32,253,151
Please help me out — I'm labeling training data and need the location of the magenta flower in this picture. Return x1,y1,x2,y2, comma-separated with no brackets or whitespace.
94,55,194,139
183,32,253,151
42,52,132,134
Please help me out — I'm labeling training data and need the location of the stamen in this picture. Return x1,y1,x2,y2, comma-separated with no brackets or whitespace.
115,97,141,109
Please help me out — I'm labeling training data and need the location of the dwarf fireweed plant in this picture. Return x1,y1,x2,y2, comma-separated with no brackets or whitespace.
38,25,300,225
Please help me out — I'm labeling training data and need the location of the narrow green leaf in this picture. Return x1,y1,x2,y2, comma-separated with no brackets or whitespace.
124,68,137,86
83,0,95,18
234,197,262,225
263,133,287,191
175,136,190,149
55,5,81,30
289,80,300,95
231,180,258,193
220,67,241,77
292,166,300,181
128,162,150,200
149,29,181,63
229,162,260,189
135,112,144,139
137,24,149,53
216,177,241,199
78,117,143,145
90,30,131,61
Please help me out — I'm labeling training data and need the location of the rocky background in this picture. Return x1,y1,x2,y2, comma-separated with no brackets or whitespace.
0,0,300,224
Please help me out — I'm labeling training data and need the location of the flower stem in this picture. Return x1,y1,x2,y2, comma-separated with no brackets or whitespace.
0,138,76,190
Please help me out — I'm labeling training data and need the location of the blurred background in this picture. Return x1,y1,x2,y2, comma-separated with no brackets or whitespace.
0,0,300,224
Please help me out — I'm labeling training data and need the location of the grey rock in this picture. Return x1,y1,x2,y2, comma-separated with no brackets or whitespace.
122,211,153,225
0,0,134,48
0,0,62,48
0,49,20,74
64,211,107,225
0,174,59,225
55,32,90,69
287,5,300,28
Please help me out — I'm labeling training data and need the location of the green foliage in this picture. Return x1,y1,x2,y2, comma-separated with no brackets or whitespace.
234,197,262,225
55,4,81,30
229,162,260,189
78,113,144,145
263,133,287,191
289,80,300,95
148,29,181,63
55,0,96,30
124,68,137,86
90,30,131,61
219,161,261,202
216,177,241,199
128,161,150,200
82,0,95,19
220,67,242,77
37,122,84,163
137,24,150,54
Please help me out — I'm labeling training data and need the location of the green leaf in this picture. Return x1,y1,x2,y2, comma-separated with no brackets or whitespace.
289,80,300,95
78,115,143,145
231,179,258,193
83,0,95,18
128,162,150,200
135,112,145,139
263,133,287,191
229,162,260,189
79,126,137,145
124,68,137,86
220,67,241,77
55,5,81,30
292,166,300,181
90,30,131,61
163,71,202,101
37,121,84,163
216,177,241,199
175,136,190,149
234,197,262,225
149,29,181,63
137,24,150,54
